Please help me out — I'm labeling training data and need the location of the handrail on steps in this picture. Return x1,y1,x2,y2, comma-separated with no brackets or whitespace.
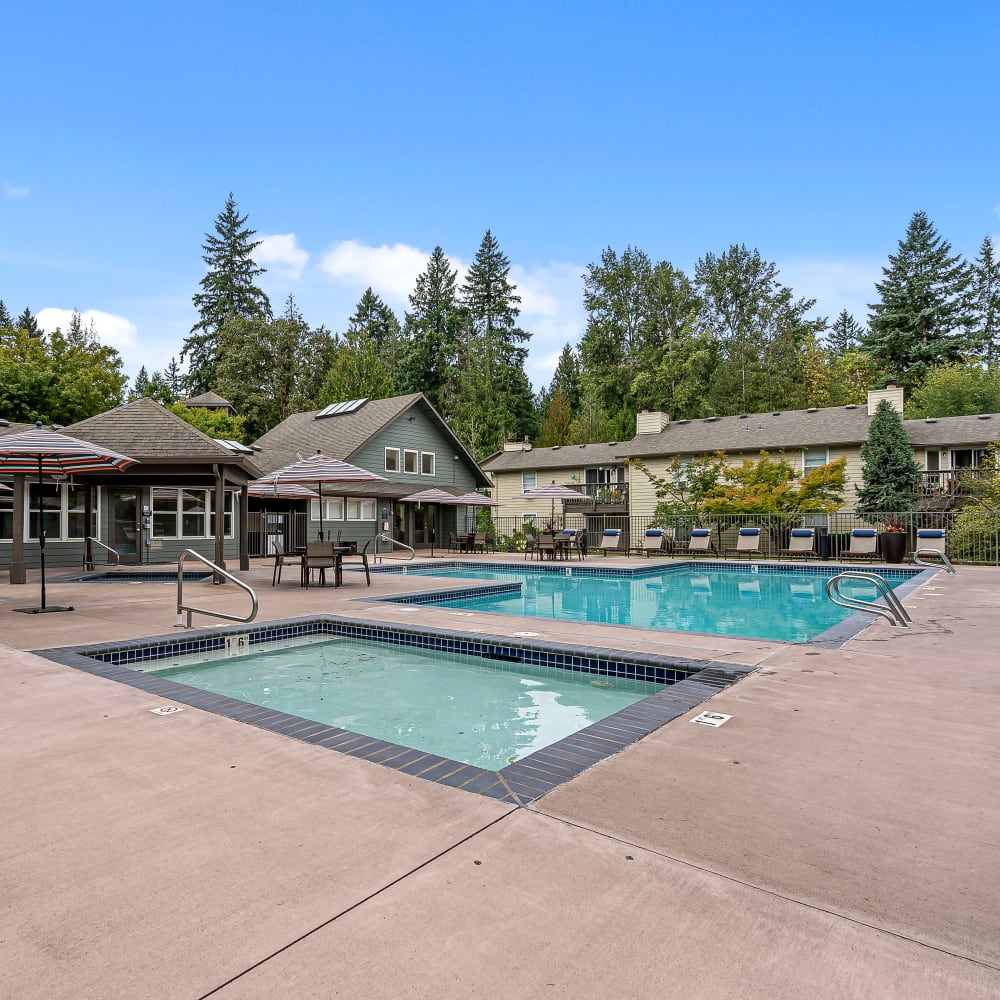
375,533,415,563
176,549,258,628
912,547,957,574
84,536,120,571
825,571,912,628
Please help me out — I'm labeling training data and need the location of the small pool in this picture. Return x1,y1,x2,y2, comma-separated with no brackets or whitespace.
39,616,752,803
379,562,928,644
69,571,213,583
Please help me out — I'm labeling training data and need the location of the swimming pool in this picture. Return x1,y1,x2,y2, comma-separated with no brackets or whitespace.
39,616,752,803
379,562,927,643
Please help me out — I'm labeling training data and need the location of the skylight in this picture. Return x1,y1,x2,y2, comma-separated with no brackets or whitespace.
214,439,254,454
316,398,369,418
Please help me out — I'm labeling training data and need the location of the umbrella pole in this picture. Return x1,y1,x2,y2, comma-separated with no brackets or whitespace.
38,455,46,610
318,483,324,541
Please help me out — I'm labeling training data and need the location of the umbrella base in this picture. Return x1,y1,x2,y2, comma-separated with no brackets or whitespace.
13,605,75,614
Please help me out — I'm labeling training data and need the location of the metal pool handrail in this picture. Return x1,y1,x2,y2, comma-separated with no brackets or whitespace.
375,533,415,562
825,571,912,628
84,536,120,571
913,547,957,574
176,549,258,628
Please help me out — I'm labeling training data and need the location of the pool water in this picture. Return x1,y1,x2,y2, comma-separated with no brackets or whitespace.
145,635,664,768
395,564,912,643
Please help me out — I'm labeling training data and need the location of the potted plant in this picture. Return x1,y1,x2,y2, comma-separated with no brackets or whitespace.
879,515,907,563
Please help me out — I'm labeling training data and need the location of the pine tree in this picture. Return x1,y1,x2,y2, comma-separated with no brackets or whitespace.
536,388,573,446
549,344,582,413
164,357,184,399
856,399,921,514
132,366,150,399
0,300,12,329
16,307,41,338
398,246,462,412
827,309,865,356
863,211,974,386
183,193,272,393
971,236,1000,366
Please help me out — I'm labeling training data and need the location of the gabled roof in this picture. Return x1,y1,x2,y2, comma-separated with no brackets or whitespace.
67,397,262,473
482,440,628,473
0,420,37,437
251,393,488,485
183,391,235,409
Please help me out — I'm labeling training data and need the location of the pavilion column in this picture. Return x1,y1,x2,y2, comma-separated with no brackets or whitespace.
214,464,226,575
83,481,94,569
239,481,249,571
9,474,26,584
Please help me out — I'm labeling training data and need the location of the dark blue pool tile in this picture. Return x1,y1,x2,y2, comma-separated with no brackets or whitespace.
398,754,449,776
418,760,469,783
458,772,507,795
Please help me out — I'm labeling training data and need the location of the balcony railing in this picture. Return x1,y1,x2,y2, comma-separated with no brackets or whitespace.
560,482,629,506
919,469,988,495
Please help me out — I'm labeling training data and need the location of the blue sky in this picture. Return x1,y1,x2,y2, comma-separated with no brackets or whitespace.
3,1,999,391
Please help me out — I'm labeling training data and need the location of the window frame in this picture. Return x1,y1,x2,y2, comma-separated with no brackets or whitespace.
420,451,436,476
346,498,376,521
152,487,236,539
521,471,537,491
26,482,100,541
403,449,418,474
384,447,400,473
802,448,829,473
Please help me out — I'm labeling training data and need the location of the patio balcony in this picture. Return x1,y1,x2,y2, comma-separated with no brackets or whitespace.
560,482,629,511
918,469,989,495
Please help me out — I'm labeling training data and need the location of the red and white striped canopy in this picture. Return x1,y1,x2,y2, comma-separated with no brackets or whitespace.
515,484,589,501
0,425,138,476
252,454,385,491
397,488,459,504
0,481,12,493
442,491,500,506
247,482,319,499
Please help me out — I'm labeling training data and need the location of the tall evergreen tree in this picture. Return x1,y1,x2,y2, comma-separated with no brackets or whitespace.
549,344,582,413
398,246,462,412
971,236,1000,366
856,398,921,514
862,211,974,386
0,301,12,329
536,388,573,447
16,307,41,338
453,231,534,455
183,193,272,393
132,366,151,399
827,309,865,356
164,357,184,398
695,244,823,414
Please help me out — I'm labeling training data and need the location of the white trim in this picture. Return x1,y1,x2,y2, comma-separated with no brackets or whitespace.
403,449,418,474
802,447,829,472
420,451,436,476
347,498,376,521
384,447,400,473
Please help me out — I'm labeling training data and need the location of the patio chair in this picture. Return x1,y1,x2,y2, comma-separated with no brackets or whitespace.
339,539,372,586
537,533,557,560
779,528,816,559
633,528,668,557
271,541,298,586
912,528,948,564
523,533,537,560
840,528,878,560
473,531,487,553
597,528,622,556
447,531,461,553
724,527,762,559
557,529,581,561
686,529,715,557
302,541,337,588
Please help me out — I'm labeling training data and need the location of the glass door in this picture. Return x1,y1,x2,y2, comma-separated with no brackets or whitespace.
111,490,140,564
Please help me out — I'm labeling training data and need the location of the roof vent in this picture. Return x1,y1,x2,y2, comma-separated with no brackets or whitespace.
578,443,586,448
705,416,719,422
316,397,369,418
807,407,818,413
978,413,991,419
924,417,937,423
551,445,560,450
609,441,618,445
0,418,8,427
845,404,857,409
738,414,748,419
772,412,781,416
676,418,690,424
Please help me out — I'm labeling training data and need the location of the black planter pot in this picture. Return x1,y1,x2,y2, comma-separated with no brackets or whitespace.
879,531,906,564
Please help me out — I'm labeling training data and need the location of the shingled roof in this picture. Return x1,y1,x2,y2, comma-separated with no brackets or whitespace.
483,403,1000,471
250,393,485,479
67,397,262,473
183,391,236,410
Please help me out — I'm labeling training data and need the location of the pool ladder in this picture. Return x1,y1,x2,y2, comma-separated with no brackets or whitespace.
374,533,415,563
825,571,911,628
83,536,120,571
175,549,258,628
913,548,957,573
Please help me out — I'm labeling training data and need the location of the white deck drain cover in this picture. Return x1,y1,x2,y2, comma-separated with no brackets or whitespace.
150,705,184,716
691,711,731,728
513,631,540,637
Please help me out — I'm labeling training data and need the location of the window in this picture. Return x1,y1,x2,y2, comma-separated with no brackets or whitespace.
926,450,940,472
522,471,537,491
803,448,829,472
28,483,99,540
384,448,400,473
153,488,234,538
403,449,418,474
951,449,986,469
0,485,12,540
347,498,376,520
311,498,344,521
521,513,537,527
420,452,435,476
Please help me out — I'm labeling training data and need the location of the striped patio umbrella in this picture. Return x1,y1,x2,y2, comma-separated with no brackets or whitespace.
515,483,589,528
0,423,138,613
397,488,460,557
247,482,319,500
0,481,12,492
443,491,500,506
251,454,385,541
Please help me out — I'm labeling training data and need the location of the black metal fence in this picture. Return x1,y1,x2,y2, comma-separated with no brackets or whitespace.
483,509,1000,564
248,511,308,558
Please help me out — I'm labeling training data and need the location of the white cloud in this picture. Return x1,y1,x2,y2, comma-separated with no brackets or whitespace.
4,181,29,199
319,240,438,306
256,233,309,281
36,307,138,351
776,257,884,327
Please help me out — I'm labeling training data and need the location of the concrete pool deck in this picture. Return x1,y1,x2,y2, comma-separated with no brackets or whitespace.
1,555,997,998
